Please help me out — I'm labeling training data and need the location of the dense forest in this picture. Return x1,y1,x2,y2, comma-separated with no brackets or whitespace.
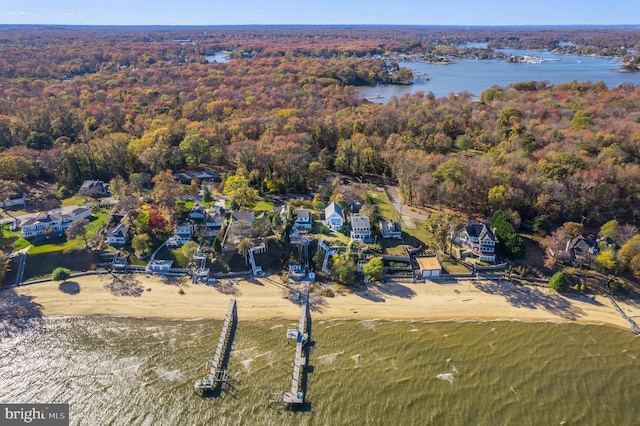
1,25,640,231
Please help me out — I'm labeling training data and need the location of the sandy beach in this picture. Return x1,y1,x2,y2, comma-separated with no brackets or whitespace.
1,273,635,330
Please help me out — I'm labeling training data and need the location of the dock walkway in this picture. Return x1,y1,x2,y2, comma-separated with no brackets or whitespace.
194,299,237,394
270,284,310,406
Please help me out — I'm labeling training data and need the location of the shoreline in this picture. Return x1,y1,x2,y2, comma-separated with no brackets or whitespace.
2,273,638,331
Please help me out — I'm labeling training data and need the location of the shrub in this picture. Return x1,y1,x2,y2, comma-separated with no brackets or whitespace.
51,267,71,281
549,271,569,293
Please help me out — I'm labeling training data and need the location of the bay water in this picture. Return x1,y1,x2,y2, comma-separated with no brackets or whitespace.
2,316,640,425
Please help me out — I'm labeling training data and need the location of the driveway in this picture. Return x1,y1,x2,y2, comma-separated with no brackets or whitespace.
385,185,428,228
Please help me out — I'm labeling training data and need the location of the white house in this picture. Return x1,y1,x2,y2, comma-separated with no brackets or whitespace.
379,219,402,239
292,208,313,231
350,214,372,242
0,193,25,208
166,223,193,248
145,259,173,274
106,223,130,245
456,221,496,263
20,207,91,240
416,257,442,279
324,201,344,232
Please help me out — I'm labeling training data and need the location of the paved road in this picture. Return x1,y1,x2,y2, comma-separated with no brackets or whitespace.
385,185,429,223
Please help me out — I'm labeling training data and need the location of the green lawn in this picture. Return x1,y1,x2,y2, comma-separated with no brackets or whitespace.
367,190,399,222
28,209,109,255
1,225,30,252
154,246,189,268
253,200,274,212
22,249,100,281
61,195,91,207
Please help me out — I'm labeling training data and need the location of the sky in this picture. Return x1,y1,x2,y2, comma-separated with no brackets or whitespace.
0,0,639,26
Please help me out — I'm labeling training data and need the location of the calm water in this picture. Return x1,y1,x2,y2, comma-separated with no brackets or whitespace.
2,316,640,425
206,52,231,63
360,49,640,100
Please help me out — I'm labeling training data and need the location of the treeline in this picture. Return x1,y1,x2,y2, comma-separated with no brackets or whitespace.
1,28,640,231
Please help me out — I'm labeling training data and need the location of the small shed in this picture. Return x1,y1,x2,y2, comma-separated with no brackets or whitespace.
416,257,442,279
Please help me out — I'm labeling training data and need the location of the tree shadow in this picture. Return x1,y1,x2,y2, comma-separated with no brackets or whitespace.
372,281,416,299
0,288,45,338
213,281,240,296
161,276,188,287
104,273,144,297
472,279,585,321
59,281,80,295
354,286,386,303
307,289,327,314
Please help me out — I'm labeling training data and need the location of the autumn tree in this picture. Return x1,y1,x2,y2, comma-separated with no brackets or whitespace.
66,218,90,249
222,174,258,210
423,210,463,255
181,241,200,266
237,238,253,265
598,220,619,241
363,257,385,282
132,233,153,258
179,134,209,167
152,170,184,210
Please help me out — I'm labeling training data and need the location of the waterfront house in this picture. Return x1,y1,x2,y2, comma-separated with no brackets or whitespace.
379,219,402,239
21,207,91,240
566,236,599,264
106,223,131,245
350,214,372,242
456,221,496,263
145,259,173,274
166,223,193,247
292,208,313,231
324,201,344,232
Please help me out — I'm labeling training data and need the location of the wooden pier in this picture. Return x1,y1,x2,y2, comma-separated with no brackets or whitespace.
194,299,237,395
269,284,311,407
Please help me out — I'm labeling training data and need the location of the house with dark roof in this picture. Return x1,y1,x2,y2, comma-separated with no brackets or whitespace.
106,223,131,245
189,204,207,220
78,180,109,197
566,236,599,264
324,201,344,232
456,221,496,263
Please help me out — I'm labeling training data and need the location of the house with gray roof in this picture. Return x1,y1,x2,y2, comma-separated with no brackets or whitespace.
324,201,344,232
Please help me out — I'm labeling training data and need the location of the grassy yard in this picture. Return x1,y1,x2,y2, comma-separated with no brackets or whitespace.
367,190,399,222
27,209,109,255
1,225,30,252
154,246,190,268
440,257,472,274
253,200,275,213
61,195,91,207
311,222,350,245
22,249,100,281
